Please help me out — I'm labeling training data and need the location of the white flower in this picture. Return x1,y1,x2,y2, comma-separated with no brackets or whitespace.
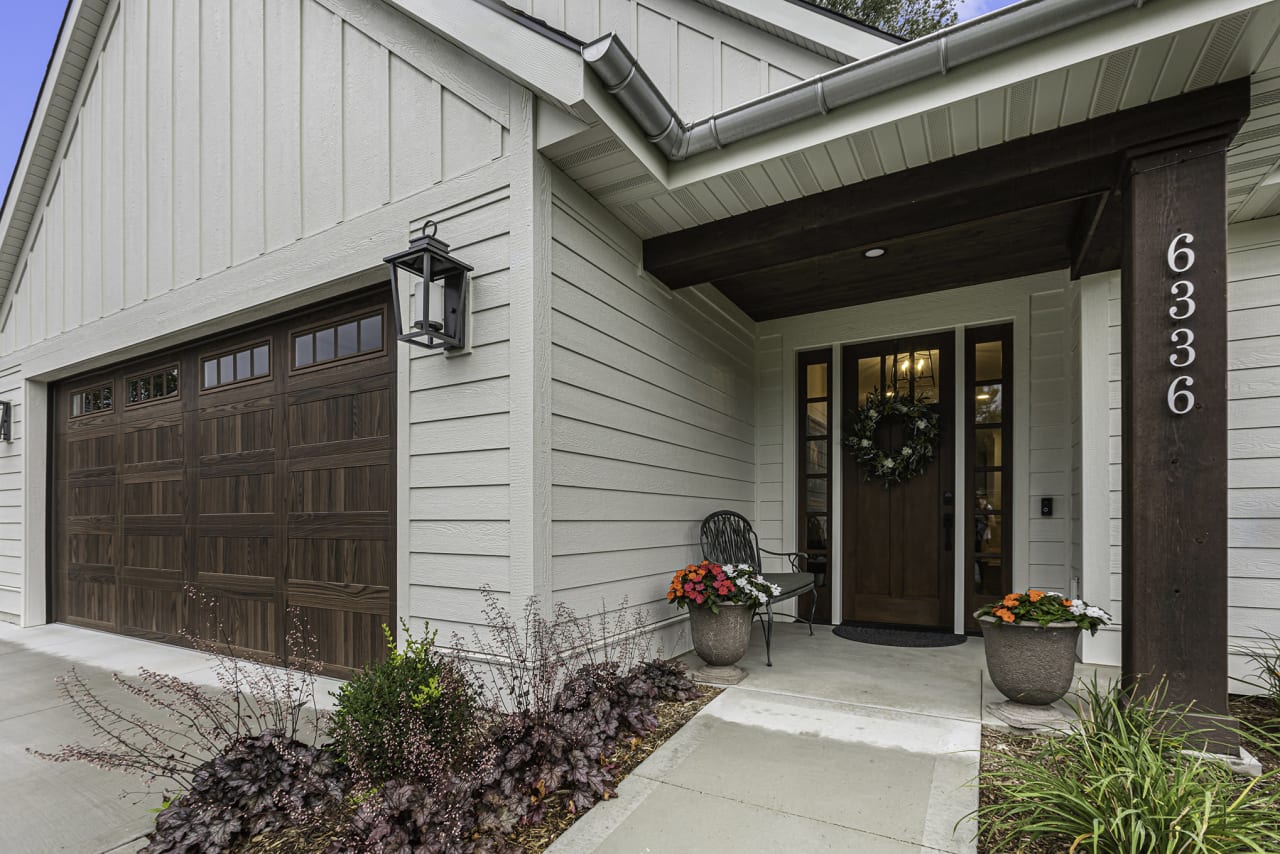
861,439,872,447
1069,600,1088,616
769,583,782,596
1045,592,1062,597
902,448,913,456
883,460,894,468
738,563,753,573
755,592,767,603
916,419,927,429
1085,606,1110,621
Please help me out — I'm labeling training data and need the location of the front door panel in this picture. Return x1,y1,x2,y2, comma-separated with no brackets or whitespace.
841,332,955,628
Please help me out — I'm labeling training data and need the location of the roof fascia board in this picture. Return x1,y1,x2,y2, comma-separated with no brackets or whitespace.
669,0,1276,189
697,0,898,60
579,76,671,185
0,0,94,302
382,0,585,113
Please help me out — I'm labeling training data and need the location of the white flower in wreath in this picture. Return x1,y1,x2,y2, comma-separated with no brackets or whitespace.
902,447,913,456
916,419,928,429
861,439,872,447
883,459,894,468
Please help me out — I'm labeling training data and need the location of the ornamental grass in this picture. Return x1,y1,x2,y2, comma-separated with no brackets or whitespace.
973,679,1280,854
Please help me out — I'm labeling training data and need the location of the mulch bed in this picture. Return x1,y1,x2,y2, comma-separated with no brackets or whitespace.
239,685,721,853
977,694,1280,853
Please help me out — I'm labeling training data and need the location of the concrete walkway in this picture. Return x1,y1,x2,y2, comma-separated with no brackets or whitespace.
549,624,1117,854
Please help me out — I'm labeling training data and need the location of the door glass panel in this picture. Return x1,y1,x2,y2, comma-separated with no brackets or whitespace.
974,471,1003,512
806,515,829,551
973,556,1003,596
975,427,1003,467
806,362,828,398
975,341,1003,382
857,357,881,402
806,402,828,437
975,383,1003,424
912,348,940,403
806,478,828,512
805,439,828,474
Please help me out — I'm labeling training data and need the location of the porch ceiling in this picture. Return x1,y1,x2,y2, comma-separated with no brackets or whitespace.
640,80,1250,321
546,2,1280,242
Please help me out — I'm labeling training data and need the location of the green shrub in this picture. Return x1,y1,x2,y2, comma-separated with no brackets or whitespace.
1233,630,1280,711
974,679,1280,853
327,621,480,787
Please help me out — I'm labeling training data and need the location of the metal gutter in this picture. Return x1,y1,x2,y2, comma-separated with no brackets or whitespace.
581,0,1147,161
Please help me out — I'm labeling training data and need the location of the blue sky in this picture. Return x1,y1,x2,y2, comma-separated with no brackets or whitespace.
0,0,1019,201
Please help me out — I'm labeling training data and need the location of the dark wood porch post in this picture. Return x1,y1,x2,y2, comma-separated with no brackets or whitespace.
1122,130,1237,750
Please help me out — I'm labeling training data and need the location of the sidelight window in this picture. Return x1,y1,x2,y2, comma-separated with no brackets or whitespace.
966,325,1013,624
797,349,832,619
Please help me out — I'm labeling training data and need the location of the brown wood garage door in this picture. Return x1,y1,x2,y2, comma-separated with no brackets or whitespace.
53,289,395,677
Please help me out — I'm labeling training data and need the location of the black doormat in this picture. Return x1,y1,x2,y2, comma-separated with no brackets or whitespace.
832,622,967,648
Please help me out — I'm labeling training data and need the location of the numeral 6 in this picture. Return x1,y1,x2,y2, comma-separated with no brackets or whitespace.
1167,233,1195,274
1167,375,1195,415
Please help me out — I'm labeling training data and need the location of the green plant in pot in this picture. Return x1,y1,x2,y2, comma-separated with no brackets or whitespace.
975,590,1111,706
668,560,780,684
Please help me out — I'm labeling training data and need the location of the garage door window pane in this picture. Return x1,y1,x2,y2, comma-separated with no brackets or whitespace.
295,335,314,367
253,345,270,377
203,359,218,389
337,321,359,357
236,350,252,381
315,328,335,363
360,315,382,352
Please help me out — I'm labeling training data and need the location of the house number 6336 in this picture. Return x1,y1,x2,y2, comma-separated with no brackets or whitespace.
1166,233,1196,415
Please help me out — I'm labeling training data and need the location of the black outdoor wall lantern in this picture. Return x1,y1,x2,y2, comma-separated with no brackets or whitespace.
384,220,473,351
0,401,11,442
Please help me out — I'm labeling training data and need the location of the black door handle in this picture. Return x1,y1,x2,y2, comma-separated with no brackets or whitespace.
943,512,954,551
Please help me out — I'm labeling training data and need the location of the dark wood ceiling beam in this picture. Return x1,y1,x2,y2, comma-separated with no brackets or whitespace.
644,77,1251,290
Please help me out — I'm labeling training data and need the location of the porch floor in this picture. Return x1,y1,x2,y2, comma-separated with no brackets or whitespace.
547,622,1120,854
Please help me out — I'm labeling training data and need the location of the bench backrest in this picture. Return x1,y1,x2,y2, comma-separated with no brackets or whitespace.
699,510,761,569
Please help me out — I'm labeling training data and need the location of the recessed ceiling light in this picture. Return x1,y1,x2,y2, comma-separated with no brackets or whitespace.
864,247,886,258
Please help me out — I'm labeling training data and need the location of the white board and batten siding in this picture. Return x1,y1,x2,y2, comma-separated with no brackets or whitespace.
514,0,838,117
546,165,756,639
1082,216,1280,681
753,273,1075,626
0,0,515,628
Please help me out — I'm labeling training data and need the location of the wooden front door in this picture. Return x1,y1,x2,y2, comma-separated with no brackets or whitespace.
53,287,395,677
841,332,955,628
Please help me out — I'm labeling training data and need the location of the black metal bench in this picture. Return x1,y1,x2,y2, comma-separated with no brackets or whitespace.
699,510,818,666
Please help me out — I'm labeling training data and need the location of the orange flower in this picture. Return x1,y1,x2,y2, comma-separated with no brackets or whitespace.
1002,593,1021,608
1028,589,1045,602
994,607,1016,623
1062,599,1074,607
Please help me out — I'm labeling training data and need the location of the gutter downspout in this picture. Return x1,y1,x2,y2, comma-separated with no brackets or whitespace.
582,0,1147,161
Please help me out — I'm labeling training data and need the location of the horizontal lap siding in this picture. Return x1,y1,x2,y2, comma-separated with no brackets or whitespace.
1106,224,1280,687
407,194,513,640
549,188,755,624
0,368,21,622
755,336,785,572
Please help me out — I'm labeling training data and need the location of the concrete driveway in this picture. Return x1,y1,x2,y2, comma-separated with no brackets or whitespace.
0,622,341,854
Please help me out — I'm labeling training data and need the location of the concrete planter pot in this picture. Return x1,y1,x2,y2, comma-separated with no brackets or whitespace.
688,603,754,683
977,613,1081,706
